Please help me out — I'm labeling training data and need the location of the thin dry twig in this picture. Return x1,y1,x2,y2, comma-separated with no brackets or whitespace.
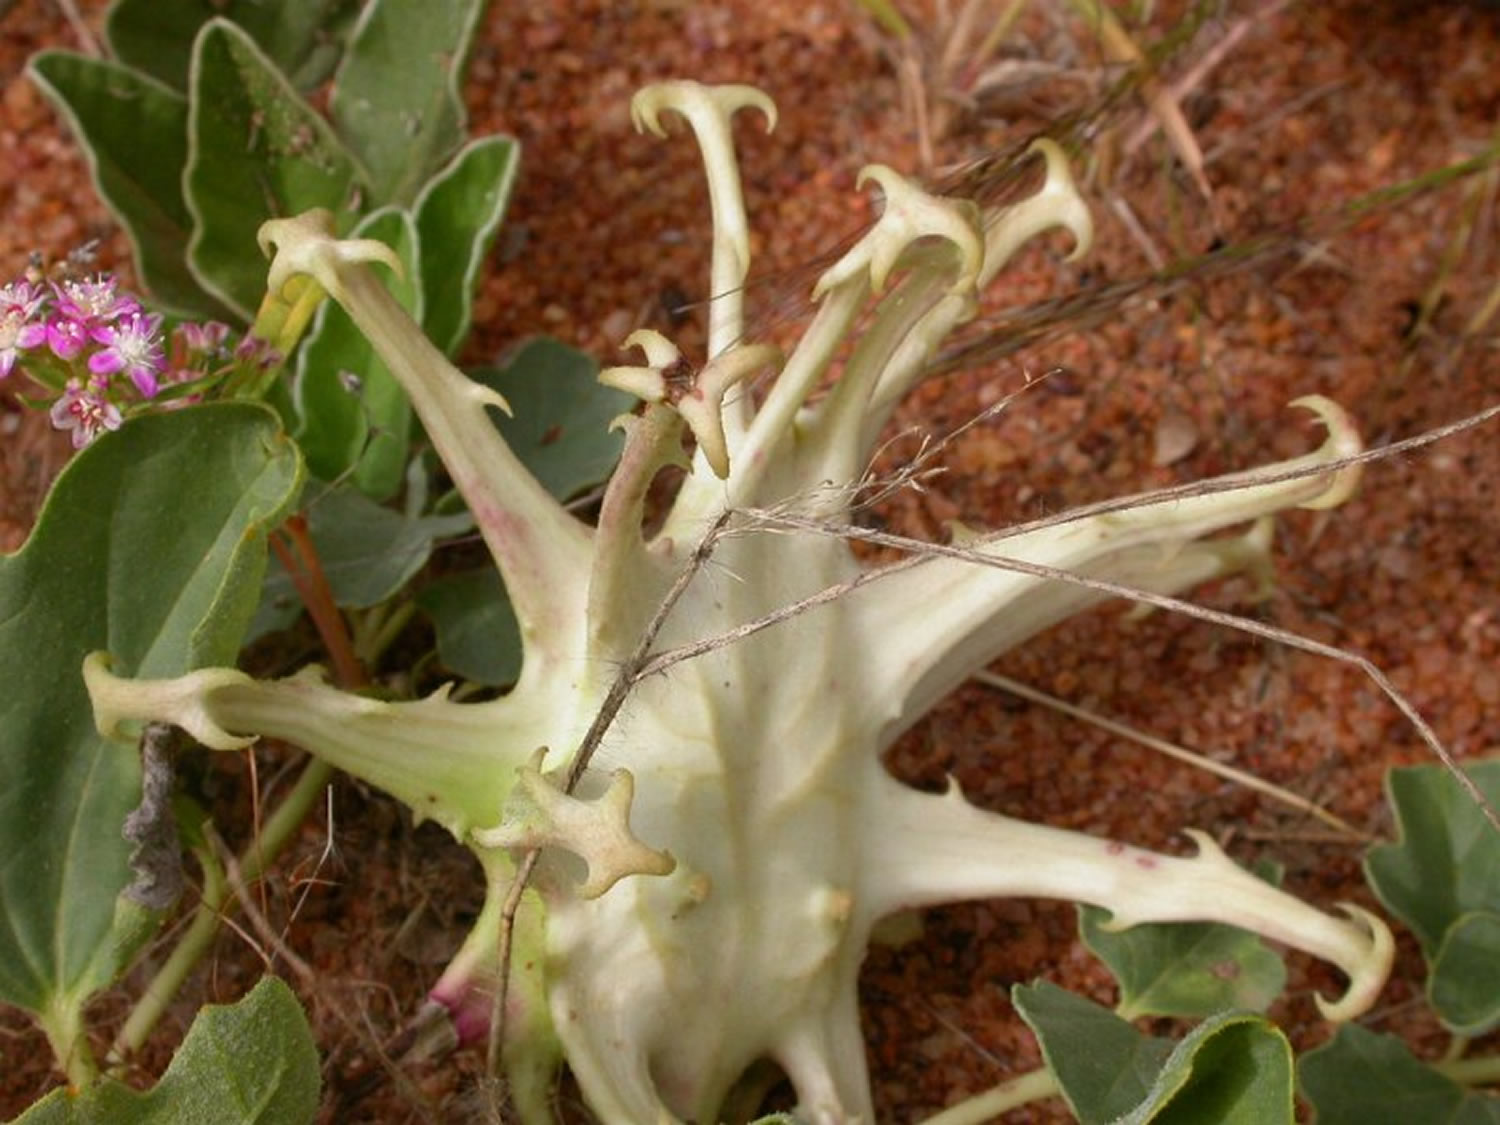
285,787,340,933
1108,193,1168,270
849,372,1053,512
52,0,101,58
213,827,316,984
565,511,736,795
905,401,1500,541
602,405,1500,831
1122,0,1294,157
925,137,1500,381
1201,77,1345,168
1065,0,1213,199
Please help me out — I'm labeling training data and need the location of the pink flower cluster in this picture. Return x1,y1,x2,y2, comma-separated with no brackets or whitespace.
0,273,276,450
1,275,165,448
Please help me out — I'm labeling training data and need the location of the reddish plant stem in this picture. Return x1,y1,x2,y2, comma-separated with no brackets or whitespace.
270,514,366,690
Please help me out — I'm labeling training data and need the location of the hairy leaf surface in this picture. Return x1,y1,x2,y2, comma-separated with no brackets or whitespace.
1300,1024,1500,1125
471,338,634,501
0,407,299,1040
186,20,362,318
330,0,484,203
27,53,225,318
11,976,318,1124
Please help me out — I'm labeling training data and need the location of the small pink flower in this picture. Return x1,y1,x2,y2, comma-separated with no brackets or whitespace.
178,320,230,356
0,279,44,318
0,281,46,378
49,376,122,449
52,276,137,326
235,335,282,370
45,316,89,361
89,311,165,397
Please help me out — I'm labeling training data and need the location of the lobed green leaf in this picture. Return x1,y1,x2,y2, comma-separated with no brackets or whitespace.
1429,911,1500,1037
416,568,522,687
1115,1012,1292,1125
1366,762,1500,953
10,976,319,1124
185,19,363,319
1078,865,1286,1020
415,135,520,357
259,481,473,617
26,52,227,319
1366,762,1500,1031
1014,981,1174,1123
470,338,635,501
1015,982,1292,1124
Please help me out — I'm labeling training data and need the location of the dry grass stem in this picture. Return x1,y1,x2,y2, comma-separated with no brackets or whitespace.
972,670,1370,840
1122,0,1294,158
1064,0,1212,199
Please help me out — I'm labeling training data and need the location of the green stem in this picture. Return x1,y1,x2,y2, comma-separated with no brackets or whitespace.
1435,1052,1500,1088
916,1067,1060,1124
108,835,223,1065
357,600,417,668
971,0,1028,66
248,273,325,360
230,274,327,401
41,1000,99,1089
851,0,912,39
109,757,334,1064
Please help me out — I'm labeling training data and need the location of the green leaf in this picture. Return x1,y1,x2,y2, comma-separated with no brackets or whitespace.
1013,981,1173,1123
294,207,420,499
1079,869,1286,1020
1014,983,1291,1125
415,135,520,357
1430,911,1500,1036
1365,762,1500,1029
104,0,360,93
1115,1012,1293,1125
262,481,472,612
1300,1024,1500,1125
1365,762,1500,958
416,568,522,687
0,407,300,1051
185,19,363,319
329,0,484,204
27,53,228,319
470,338,634,501
10,976,319,1124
